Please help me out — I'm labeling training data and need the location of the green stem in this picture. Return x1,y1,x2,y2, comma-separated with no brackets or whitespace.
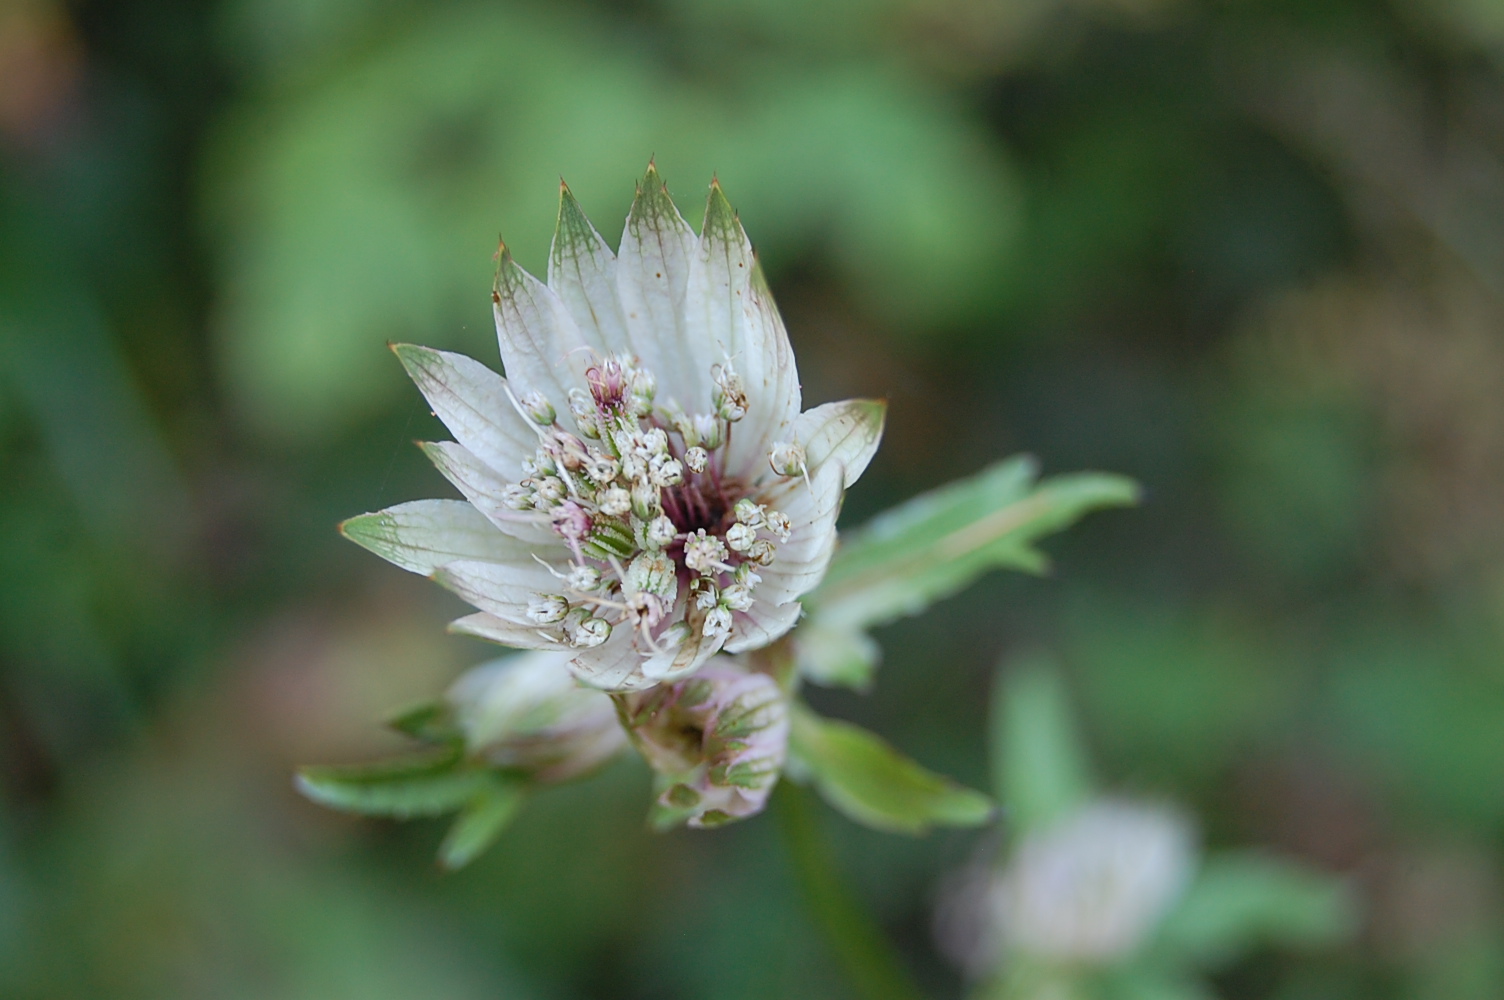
775,782,929,1000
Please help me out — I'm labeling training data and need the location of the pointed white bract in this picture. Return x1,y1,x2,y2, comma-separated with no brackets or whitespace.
344,166,885,695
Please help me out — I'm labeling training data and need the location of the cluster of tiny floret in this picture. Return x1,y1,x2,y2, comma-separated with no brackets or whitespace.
499,354,805,656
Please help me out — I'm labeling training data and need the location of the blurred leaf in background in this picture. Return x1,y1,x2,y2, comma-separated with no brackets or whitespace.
800,458,1137,689
206,0,1022,439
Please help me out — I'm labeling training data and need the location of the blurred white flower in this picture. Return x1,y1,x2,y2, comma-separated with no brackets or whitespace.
996,800,1195,961
341,165,884,692
446,652,628,783
940,800,1197,976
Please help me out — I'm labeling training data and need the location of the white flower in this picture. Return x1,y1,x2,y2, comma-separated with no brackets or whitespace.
620,660,790,828
339,166,888,692
935,802,1196,981
987,801,1195,967
446,652,629,783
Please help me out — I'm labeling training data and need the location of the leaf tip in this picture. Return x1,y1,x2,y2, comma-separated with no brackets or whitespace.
338,510,387,543
292,767,336,808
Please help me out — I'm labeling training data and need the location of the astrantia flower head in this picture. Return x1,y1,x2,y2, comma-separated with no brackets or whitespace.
343,164,885,692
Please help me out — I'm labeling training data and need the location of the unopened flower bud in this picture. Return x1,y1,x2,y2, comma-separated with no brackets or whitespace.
552,430,589,469
695,414,723,449
649,456,683,487
694,582,720,610
567,563,602,590
609,425,635,458
684,530,728,575
647,515,678,548
641,427,669,456
527,483,556,512
578,616,611,647
586,452,620,484
747,539,776,566
566,611,611,648
764,509,792,542
535,475,566,505
620,453,648,482
502,484,535,510
704,606,733,638
568,387,595,422
587,358,628,410
769,441,805,477
733,563,761,588
527,593,570,624
521,390,556,426
713,364,747,422
598,487,631,517
721,584,754,611
551,501,592,541
631,481,661,519
630,378,656,417
725,522,757,552
733,497,765,527
684,446,708,473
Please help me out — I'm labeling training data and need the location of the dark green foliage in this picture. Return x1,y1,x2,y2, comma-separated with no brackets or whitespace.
4,0,1502,997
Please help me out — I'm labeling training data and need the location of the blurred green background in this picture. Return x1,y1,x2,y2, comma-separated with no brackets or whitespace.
4,0,1504,996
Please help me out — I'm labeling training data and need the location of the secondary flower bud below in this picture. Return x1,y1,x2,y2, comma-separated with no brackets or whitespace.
619,661,790,828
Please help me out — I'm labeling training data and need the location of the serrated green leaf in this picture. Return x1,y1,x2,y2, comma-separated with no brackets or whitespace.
295,749,483,818
1152,852,1356,967
807,457,1139,634
995,655,1095,833
437,776,528,870
787,703,995,835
